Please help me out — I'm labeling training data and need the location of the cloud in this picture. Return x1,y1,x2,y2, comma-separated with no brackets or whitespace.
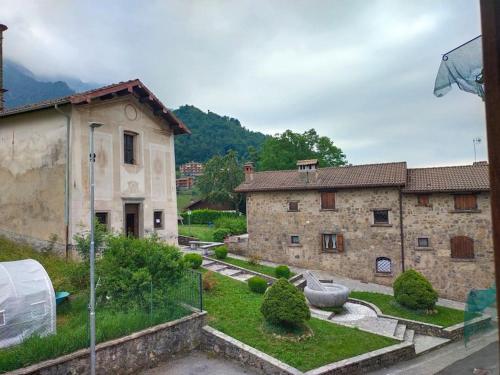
0,0,487,166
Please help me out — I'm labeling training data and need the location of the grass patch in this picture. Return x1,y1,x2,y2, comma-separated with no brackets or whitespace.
222,257,295,278
203,271,396,371
178,224,216,241
349,291,466,327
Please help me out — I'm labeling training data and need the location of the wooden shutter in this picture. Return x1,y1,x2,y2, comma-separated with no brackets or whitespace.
336,234,344,252
450,236,474,259
417,195,429,206
321,192,335,209
455,194,477,210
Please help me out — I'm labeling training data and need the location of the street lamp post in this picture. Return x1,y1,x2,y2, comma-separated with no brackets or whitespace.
88,122,103,375
187,210,192,236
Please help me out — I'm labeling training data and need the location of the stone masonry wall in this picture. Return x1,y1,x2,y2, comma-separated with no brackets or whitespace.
246,188,403,286
10,312,207,375
403,192,494,301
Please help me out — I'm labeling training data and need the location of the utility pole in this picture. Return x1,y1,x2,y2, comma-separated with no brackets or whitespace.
88,122,103,375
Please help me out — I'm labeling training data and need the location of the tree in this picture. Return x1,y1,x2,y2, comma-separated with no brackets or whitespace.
196,150,244,210
257,129,346,171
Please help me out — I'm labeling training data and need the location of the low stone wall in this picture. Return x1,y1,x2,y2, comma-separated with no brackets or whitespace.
178,234,199,246
0,230,66,256
202,326,302,375
304,341,415,375
348,298,492,341
8,312,207,375
202,325,416,375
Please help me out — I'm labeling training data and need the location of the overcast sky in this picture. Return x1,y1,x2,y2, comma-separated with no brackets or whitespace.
0,0,487,167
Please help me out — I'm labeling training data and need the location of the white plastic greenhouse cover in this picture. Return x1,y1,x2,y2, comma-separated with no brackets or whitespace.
0,259,56,348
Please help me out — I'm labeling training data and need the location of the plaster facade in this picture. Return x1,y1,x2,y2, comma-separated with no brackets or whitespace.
0,95,180,254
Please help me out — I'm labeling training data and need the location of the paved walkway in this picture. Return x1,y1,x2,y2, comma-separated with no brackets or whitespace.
140,351,259,375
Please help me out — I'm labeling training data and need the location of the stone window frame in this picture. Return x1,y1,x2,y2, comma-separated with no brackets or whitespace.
321,232,345,253
375,257,392,276
288,201,299,212
370,208,392,227
415,236,433,250
95,211,111,231
289,234,301,247
153,210,164,230
122,129,143,167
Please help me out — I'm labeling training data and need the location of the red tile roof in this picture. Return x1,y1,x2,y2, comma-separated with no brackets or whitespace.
235,162,408,192
236,161,490,193
404,164,490,193
0,79,190,135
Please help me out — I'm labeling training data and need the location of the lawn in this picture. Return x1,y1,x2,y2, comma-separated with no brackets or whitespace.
178,224,216,241
349,291,466,327
203,271,397,372
222,256,295,278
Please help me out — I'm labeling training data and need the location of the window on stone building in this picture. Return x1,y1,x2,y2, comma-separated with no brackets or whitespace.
454,194,477,211
124,131,137,164
417,237,430,248
322,233,344,252
96,212,109,230
376,257,392,273
373,210,389,224
290,235,300,245
154,211,164,229
288,201,299,212
417,195,430,206
450,236,474,259
321,191,336,209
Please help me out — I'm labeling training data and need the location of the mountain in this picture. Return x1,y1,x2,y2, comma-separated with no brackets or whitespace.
173,105,268,166
4,60,75,109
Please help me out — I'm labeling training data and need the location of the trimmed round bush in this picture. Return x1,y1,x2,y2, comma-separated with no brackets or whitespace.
393,269,438,311
248,276,268,294
261,279,310,327
184,253,203,269
213,228,231,242
275,265,291,279
214,245,228,260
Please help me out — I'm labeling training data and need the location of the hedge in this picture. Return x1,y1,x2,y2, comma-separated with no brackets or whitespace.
181,209,241,225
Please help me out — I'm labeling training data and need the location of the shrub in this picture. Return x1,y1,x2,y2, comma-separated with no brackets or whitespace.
248,276,268,294
181,209,240,225
275,265,291,279
96,234,185,309
261,279,310,327
213,228,231,242
248,255,261,265
214,216,247,235
393,269,438,311
73,219,108,260
184,253,203,269
202,271,217,291
214,245,228,260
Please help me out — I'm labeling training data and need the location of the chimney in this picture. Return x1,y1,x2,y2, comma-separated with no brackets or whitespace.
0,24,7,112
297,159,319,183
244,162,254,183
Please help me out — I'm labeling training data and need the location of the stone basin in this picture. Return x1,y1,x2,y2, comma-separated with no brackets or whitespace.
304,283,349,308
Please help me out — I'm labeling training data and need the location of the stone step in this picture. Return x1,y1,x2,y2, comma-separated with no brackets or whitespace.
219,268,242,277
206,264,227,272
394,323,407,340
232,273,254,282
202,260,215,267
414,334,451,355
403,328,415,343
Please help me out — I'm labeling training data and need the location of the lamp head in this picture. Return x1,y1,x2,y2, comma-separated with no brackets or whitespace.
89,122,104,129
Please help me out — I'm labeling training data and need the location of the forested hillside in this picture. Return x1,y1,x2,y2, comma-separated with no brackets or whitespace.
173,105,267,166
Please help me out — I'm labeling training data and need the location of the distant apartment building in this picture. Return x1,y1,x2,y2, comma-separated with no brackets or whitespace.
235,160,494,301
176,176,194,190
180,161,204,177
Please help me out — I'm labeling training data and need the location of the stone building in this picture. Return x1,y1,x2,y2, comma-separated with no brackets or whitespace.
235,160,493,301
0,79,190,256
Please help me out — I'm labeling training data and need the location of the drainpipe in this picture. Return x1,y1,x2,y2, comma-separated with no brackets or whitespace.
399,188,406,272
55,103,71,258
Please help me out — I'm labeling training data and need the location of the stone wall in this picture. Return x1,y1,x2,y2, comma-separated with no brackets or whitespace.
9,312,207,375
402,192,494,301
246,188,403,286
